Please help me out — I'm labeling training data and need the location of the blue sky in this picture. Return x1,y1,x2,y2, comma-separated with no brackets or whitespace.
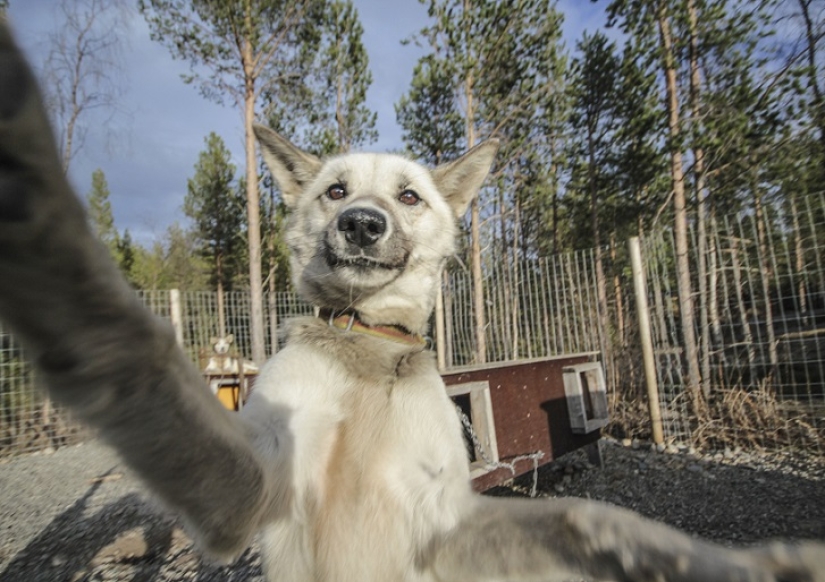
6,0,607,246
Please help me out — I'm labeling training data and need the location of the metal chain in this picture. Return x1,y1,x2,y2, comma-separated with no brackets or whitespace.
454,404,544,498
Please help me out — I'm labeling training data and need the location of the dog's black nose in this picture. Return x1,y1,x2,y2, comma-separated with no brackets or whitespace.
337,207,387,247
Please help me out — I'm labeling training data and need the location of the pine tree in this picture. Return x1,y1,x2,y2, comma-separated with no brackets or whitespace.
86,168,123,266
184,132,245,337
396,56,463,166
139,0,325,363
304,0,377,155
405,0,566,363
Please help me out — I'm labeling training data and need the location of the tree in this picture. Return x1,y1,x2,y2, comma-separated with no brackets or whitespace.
397,56,465,166
140,0,323,364
605,0,703,410
86,168,123,262
41,0,130,173
130,224,209,291
796,0,825,157
184,132,246,337
407,0,566,363
564,31,622,383
303,0,377,155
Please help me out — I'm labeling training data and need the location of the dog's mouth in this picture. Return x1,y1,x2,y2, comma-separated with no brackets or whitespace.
325,249,406,271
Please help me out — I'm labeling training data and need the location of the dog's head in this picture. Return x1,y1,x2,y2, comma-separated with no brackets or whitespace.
254,125,498,334
210,334,235,355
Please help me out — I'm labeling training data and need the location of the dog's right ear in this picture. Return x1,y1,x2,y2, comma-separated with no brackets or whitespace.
253,124,322,207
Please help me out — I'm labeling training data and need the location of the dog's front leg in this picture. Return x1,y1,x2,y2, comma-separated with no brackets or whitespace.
0,25,286,558
428,496,825,581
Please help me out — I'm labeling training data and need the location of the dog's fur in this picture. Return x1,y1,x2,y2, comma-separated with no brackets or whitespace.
0,24,824,581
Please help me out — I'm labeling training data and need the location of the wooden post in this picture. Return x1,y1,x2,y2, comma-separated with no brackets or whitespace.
169,289,185,348
629,237,664,444
435,282,446,371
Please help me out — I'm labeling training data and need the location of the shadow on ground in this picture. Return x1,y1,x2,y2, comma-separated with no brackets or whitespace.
0,469,263,582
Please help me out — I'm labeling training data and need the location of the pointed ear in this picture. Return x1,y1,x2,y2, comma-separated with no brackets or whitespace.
253,124,322,207
431,140,500,217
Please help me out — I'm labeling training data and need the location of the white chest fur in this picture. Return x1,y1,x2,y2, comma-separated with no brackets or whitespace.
240,319,472,582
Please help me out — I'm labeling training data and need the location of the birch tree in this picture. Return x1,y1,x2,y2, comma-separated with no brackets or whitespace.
41,0,130,173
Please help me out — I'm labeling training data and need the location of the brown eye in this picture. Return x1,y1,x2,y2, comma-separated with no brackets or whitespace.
326,184,347,200
399,189,420,206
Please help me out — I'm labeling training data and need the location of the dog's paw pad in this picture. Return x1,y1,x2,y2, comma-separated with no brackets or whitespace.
0,173,30,222
0,51,30,120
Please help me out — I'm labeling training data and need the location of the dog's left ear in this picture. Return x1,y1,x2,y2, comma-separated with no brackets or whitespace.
432,140,500,217
253,124,322,207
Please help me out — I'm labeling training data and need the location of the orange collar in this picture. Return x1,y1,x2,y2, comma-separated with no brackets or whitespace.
319,308,428,347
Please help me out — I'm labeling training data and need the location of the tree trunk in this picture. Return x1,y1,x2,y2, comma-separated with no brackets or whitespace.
610,233,625,345
216,253,227,338
752,167,778,367
588,118,612,395
241,30,266,366
730,237,756,375
511,198,521,359
443,270,455,367
790,194,808,322
688,0,711,399
658,4,702,411
798,0,825,155
466,76,486,364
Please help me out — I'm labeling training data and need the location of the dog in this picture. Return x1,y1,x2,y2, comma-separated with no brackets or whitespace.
0,24,824,581
202,334,259,376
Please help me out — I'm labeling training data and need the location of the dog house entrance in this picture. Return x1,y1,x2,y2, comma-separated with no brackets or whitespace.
562,362,609,434
446,380,499,478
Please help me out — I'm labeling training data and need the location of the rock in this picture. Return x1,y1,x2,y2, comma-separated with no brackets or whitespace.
622,438,632,448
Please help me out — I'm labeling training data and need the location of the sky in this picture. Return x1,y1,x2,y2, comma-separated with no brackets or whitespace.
6,0,608,247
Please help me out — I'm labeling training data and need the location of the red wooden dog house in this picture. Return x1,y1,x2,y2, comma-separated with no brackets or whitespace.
442,353,607,491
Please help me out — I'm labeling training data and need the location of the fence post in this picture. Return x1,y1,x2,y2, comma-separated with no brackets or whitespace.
629,237,664,444
169,289,185,348
435,284,446,371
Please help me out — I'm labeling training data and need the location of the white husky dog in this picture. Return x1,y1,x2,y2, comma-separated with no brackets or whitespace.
0,25,823,582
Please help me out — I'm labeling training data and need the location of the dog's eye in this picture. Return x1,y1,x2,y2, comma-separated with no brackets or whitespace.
326,184,347,201
398,189,420,206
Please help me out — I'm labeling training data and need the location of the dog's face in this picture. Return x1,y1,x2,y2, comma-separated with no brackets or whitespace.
210,334,235,355
254,125,498,334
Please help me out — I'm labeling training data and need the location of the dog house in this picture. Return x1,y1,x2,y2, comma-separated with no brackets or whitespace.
441,353,607,491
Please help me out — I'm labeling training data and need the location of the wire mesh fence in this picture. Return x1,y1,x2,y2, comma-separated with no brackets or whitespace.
442,251,602,368
0,291,315,458
638,193,825,455
3,193,825,457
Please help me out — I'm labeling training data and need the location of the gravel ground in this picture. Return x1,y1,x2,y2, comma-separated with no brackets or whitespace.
1,438,823,582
